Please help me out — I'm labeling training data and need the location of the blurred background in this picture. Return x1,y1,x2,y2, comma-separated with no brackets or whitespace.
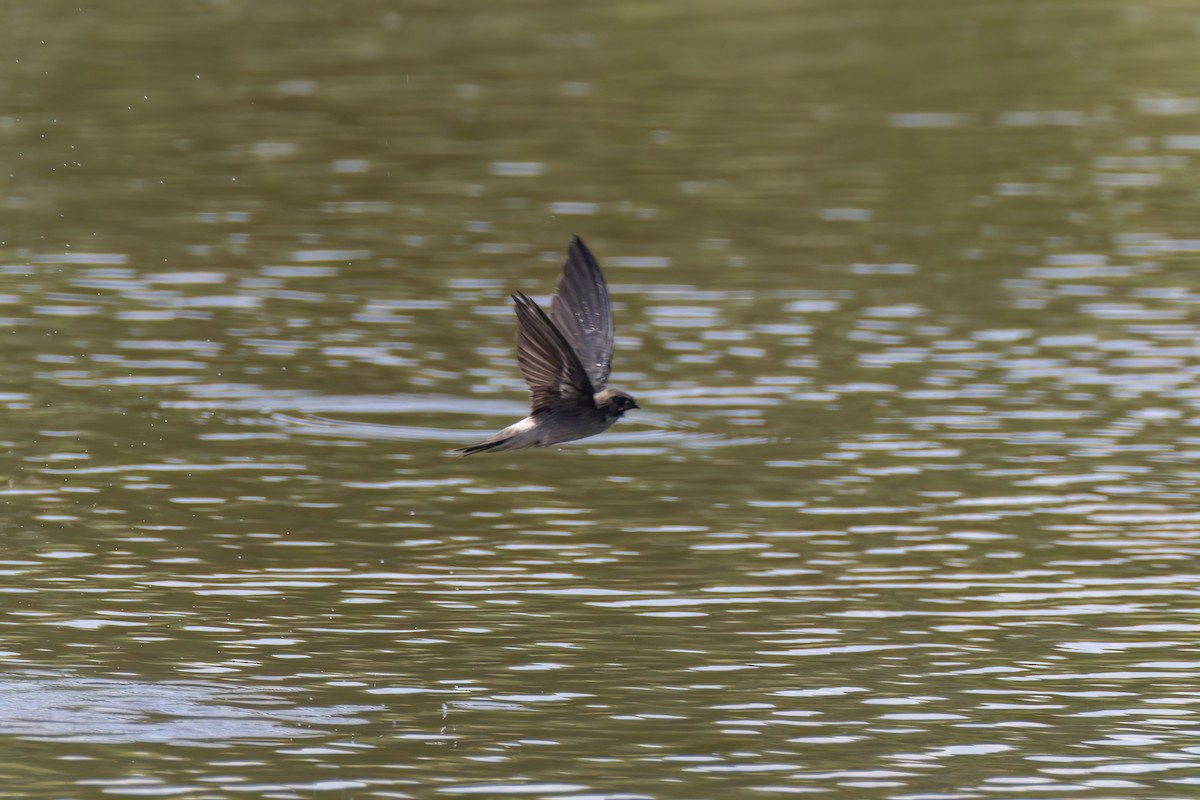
4,1,1200,797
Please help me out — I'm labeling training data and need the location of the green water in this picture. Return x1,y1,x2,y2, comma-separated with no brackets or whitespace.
3,1,1200,797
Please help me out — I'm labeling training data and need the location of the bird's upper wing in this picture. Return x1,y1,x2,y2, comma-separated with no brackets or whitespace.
513,291,595,413
548,236,614,390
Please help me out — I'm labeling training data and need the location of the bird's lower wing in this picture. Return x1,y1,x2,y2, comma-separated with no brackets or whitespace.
512,292,595,412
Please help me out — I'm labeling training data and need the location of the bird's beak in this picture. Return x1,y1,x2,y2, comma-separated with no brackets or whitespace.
630,402,640,410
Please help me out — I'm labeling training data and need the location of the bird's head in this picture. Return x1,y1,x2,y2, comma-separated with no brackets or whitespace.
595,388,639,419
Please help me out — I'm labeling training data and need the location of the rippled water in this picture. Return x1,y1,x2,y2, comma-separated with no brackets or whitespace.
6,0,1200,797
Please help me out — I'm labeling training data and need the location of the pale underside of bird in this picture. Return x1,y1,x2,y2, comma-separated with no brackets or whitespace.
456,236,639,455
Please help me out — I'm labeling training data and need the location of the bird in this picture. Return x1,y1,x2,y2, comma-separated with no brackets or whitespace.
456,236,639,455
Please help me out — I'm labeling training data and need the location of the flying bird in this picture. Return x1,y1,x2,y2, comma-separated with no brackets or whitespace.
457,236,639,455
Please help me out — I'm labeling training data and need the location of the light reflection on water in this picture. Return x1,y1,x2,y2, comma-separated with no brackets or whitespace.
0,673,380,745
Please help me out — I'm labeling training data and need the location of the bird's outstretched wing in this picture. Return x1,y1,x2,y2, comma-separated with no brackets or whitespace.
513,292,595,413
549,235,614,390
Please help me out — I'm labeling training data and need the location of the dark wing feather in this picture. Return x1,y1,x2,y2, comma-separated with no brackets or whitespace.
549,235,614,390
512,292,595,412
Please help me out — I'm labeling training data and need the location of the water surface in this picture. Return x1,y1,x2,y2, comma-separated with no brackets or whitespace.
4,1,1200,797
